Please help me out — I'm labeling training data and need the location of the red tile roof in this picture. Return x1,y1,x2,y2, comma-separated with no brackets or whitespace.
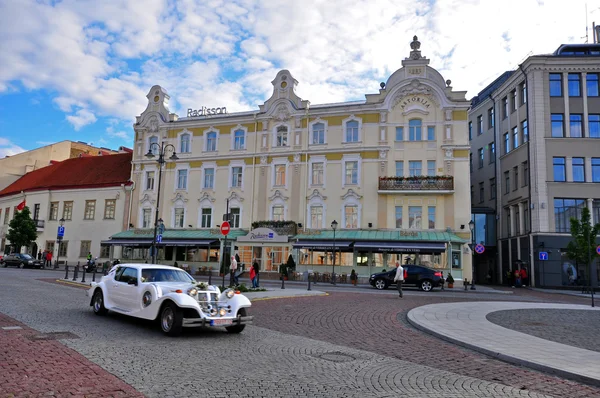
0,153,132,198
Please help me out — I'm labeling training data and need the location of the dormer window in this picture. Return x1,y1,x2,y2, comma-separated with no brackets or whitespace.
276,125,288,147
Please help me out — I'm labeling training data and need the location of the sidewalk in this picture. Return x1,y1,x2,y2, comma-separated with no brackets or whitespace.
407,301,600,386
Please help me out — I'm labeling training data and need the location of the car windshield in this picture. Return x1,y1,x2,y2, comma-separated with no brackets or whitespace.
21,254,33,260
141,269,195,283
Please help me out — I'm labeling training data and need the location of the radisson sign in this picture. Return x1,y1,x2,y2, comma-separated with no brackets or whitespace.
187,106,228,117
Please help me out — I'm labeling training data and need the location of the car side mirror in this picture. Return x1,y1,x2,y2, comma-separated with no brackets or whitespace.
128,279,138,286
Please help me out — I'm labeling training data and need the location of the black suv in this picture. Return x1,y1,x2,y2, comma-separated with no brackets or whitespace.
1,253,44,269
369,265,444,292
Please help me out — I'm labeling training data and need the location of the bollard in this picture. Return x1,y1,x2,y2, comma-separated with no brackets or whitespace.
92,268,96,282
208,269,212,285
81,267,86,283
73,265,79,281
64,265,69,280
281,274,285,289
464,279,468,291
307,273,312,291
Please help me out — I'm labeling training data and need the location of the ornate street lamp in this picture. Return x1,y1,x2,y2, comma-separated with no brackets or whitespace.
331,219,338,285
468,219,475,290
145,142,178,264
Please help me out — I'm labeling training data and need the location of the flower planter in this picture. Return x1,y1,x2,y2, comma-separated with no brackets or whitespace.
447,283,454,288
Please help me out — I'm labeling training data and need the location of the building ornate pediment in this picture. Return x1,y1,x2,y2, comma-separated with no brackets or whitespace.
171,192,188,203
269,190,289,202
341,189,363,200
226,191,244,202
198,192,216,203
391,80,438,111
272,103,291,122
306,189,327,201
139,193,156,205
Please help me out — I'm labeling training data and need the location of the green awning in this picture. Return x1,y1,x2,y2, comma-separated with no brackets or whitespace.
108,228,249,240
292,230,467,243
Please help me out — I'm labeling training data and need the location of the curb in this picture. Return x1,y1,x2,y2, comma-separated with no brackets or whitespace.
250,292,329,301
406,307,600,388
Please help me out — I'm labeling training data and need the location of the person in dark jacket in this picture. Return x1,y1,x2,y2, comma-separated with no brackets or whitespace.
252,259,260,287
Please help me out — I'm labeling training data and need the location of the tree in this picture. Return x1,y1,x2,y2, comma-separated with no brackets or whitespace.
566,207,600,285
6,206,37,253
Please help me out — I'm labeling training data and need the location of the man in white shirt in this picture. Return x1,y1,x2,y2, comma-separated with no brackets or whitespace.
393,262,405,298
230,255,238,286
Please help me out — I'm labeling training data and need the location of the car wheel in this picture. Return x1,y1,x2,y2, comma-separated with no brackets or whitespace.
92,289,108,315
225,308,247,334
374,279,388,290
420,279,433,292
160,302,183,337
19,262,25,269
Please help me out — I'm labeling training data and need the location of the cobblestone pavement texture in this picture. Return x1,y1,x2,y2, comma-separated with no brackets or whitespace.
0,268,596,398
487,309,600,353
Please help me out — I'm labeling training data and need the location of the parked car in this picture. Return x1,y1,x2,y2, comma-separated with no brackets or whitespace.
0,253,44,269
369,264,444,292
87,264,253,337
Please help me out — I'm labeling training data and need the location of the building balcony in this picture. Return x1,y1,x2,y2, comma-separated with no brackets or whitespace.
250,220,297,236
34,219,45,231
378,176,454,194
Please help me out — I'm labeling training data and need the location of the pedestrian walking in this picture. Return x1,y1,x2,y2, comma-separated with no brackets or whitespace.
86,252,92,266
252,258,260,287
45,250,53,268
350,269,358,286
249,265,257,288
393,262,405,298
37,250,43,261
520,267,528,287
514,269,522,288
230,255,238,286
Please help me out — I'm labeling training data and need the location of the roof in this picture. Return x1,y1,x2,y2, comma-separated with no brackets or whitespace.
470,71,513,108
0,153,132,197
284,230,467,243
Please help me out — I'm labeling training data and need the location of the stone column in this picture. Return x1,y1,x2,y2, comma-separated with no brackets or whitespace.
518,202,524,236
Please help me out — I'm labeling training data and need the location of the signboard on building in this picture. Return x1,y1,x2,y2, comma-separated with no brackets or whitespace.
236,228,288,243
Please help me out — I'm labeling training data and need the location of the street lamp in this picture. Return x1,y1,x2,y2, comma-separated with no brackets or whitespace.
55,218,65,269
331,219,338,285
145,142,178,264
468,219,475,290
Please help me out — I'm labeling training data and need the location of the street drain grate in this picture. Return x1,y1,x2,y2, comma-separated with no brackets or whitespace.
27,331,79,341
315,351,356,363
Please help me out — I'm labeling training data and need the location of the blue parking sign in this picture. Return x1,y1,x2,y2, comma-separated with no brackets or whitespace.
57,226,65,237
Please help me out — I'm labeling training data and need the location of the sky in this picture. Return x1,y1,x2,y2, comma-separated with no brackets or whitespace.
0,0,597,157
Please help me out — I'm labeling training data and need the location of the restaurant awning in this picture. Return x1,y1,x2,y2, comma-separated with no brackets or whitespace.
161,240,218,246
100,239,151,246
353,241,446,253
292,240,353,251
101,239,218,247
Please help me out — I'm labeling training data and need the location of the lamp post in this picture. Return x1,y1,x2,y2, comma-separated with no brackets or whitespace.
331,219,338,285
145,142,178,264
468,219,475,290
55,218,65,269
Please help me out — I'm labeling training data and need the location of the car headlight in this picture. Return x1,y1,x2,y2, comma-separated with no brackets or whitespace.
225,289,235,299
219,308,227,316
28,261,33,264
370,274,375,278
188,287,198,297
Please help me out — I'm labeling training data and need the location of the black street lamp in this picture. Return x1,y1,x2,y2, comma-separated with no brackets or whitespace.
331,219,338,285
468,219,475,290
55,218,65,269
145,142,178,264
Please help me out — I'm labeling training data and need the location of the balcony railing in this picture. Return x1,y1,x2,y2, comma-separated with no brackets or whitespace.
250,221,297,236
378,176,454,192
34,219,45,229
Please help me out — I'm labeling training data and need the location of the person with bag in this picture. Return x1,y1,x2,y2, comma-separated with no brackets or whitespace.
393,262,405,298
249,265,257,288
252,258,260,287
350,269,358,286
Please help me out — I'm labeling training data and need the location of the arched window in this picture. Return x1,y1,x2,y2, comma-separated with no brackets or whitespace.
233,130,245,150
409,119,422,141
345,120,359,142
180,133,190,153
312,122,325,144
206,132,217,151
148,136,158,155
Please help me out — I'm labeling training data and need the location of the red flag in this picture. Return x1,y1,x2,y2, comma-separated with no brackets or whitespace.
16,200,26,211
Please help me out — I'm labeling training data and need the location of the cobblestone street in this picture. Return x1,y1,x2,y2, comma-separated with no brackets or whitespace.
1,268,599,397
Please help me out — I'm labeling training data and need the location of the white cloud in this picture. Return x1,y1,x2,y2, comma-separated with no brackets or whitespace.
66,109,97,130
0,137,26,158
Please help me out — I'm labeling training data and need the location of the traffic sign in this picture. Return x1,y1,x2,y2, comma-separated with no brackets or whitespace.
539,251,548,261
57,226,65,237
474,243,485,254
220,221,231,236
596,245,600,255
156,234,162,243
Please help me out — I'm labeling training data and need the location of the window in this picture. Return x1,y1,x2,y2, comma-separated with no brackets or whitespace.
504,133,509,154
489,142,495,163
590,114,600,138
522,161,529,186
174,208,184,228
570,114,583,137
311,162,323,185
513,166,519,190
408,119,422,141
524,205,529,233
100,245,110,258
230,208,240,228
428,206,436,229
344,205,358,228
409,161,422,176
63,201,73,220
310,206,322,228
33,204,40,220
395,161,404,177
395,206,402,228
549,73,562,96
554,198,586,232
148,136,158,155
478,148,484,168
478,182,484,203
233,130,245,150
231,167,243,188
49,202,58,221
427,160,436,176
104,199,116,219
593,158,600,182
490,178,496,199
568,73,581,96
551,114,564,137
345,120,359,142
504,171,510,194
511,89,517,112
506,210,511,237
312,123,325,144
468,122,472,140
203,168,214,189
177,169,188,189
275,164,286,186
502,97,508,119
408,206,422,229
142,208,152,228
344,161,358,184
520,81,527,105
427,126,435,141
4,207,9,224
180,133,190,153
477,115,483,135
515,207,520,235
79,240,91,257
396,127,404,141
145,171,155,190
587,73,599,97
572,157,585,182
513,127,519,149
58,241,68,257
201,208,212,228
488,107,494,129
553,157,566,182
84,200,96,220
206,132,217,151
272,206,284,221
469,153,473,172
594,199,600,225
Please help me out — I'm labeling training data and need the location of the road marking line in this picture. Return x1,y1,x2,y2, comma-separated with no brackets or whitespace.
2,326,23,330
